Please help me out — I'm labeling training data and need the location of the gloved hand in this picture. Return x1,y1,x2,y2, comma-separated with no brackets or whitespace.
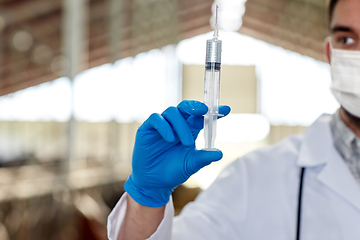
124,100,231,207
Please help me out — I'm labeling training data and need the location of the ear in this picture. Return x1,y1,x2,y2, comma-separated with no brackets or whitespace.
324,37,331,64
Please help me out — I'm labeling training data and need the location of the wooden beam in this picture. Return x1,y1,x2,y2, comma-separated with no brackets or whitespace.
0,0,62,27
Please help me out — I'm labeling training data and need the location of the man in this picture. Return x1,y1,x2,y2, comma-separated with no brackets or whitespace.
108,0,360,239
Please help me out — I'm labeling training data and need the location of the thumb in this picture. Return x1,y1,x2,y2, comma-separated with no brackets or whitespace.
185,149,223,176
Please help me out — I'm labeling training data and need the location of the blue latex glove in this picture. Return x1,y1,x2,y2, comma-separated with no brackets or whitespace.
125,100,231,207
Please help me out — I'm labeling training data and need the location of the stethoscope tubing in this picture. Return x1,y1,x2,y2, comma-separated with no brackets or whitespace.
297,167,306,240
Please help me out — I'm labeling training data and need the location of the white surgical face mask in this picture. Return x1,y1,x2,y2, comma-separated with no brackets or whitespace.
330,45,360,117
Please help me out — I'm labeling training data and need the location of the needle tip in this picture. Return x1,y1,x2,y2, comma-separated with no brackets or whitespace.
213,5,219,39
215,5,218,24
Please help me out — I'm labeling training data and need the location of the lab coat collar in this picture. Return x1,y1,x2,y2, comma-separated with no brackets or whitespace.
297,114,333,167
297,113,360,212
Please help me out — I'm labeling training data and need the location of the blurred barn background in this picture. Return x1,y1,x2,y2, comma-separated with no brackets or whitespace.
0,0,338,239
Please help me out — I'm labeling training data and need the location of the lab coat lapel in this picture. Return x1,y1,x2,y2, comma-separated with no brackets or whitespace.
316,149,360,212
297,114,360,212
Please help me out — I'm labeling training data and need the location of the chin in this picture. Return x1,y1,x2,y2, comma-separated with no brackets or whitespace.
343,107,360,126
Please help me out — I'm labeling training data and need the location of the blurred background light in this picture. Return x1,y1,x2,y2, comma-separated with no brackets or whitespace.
32,45,54,65
74,46,177,123
196,113,270,147
50,55,70,76
211,0,248,31
74,64,115,122
217,114,270,142
12,31,33,52
0,78,71,122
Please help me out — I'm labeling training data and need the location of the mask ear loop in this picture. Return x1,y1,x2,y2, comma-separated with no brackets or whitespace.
325,36,333,63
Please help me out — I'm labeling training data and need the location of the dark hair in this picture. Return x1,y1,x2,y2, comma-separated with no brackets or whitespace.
329,0,339,24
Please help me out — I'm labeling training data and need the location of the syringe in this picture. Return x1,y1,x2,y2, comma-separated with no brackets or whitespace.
203,5,222,151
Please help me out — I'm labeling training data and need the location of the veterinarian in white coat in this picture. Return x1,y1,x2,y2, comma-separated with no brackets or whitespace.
108,0,360,239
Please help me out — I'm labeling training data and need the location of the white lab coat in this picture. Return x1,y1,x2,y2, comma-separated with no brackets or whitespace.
107,114,360,240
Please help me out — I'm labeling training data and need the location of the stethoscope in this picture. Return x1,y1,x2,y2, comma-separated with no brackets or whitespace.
296,167,305,240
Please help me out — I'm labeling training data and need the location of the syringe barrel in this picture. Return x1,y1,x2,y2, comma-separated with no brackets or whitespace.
203,62,221,150
204,63,221,113
206,40,222,63
204,38,222,114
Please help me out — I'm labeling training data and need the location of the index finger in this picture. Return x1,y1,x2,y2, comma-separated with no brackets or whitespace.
177,100,208,120
218,105,231,118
